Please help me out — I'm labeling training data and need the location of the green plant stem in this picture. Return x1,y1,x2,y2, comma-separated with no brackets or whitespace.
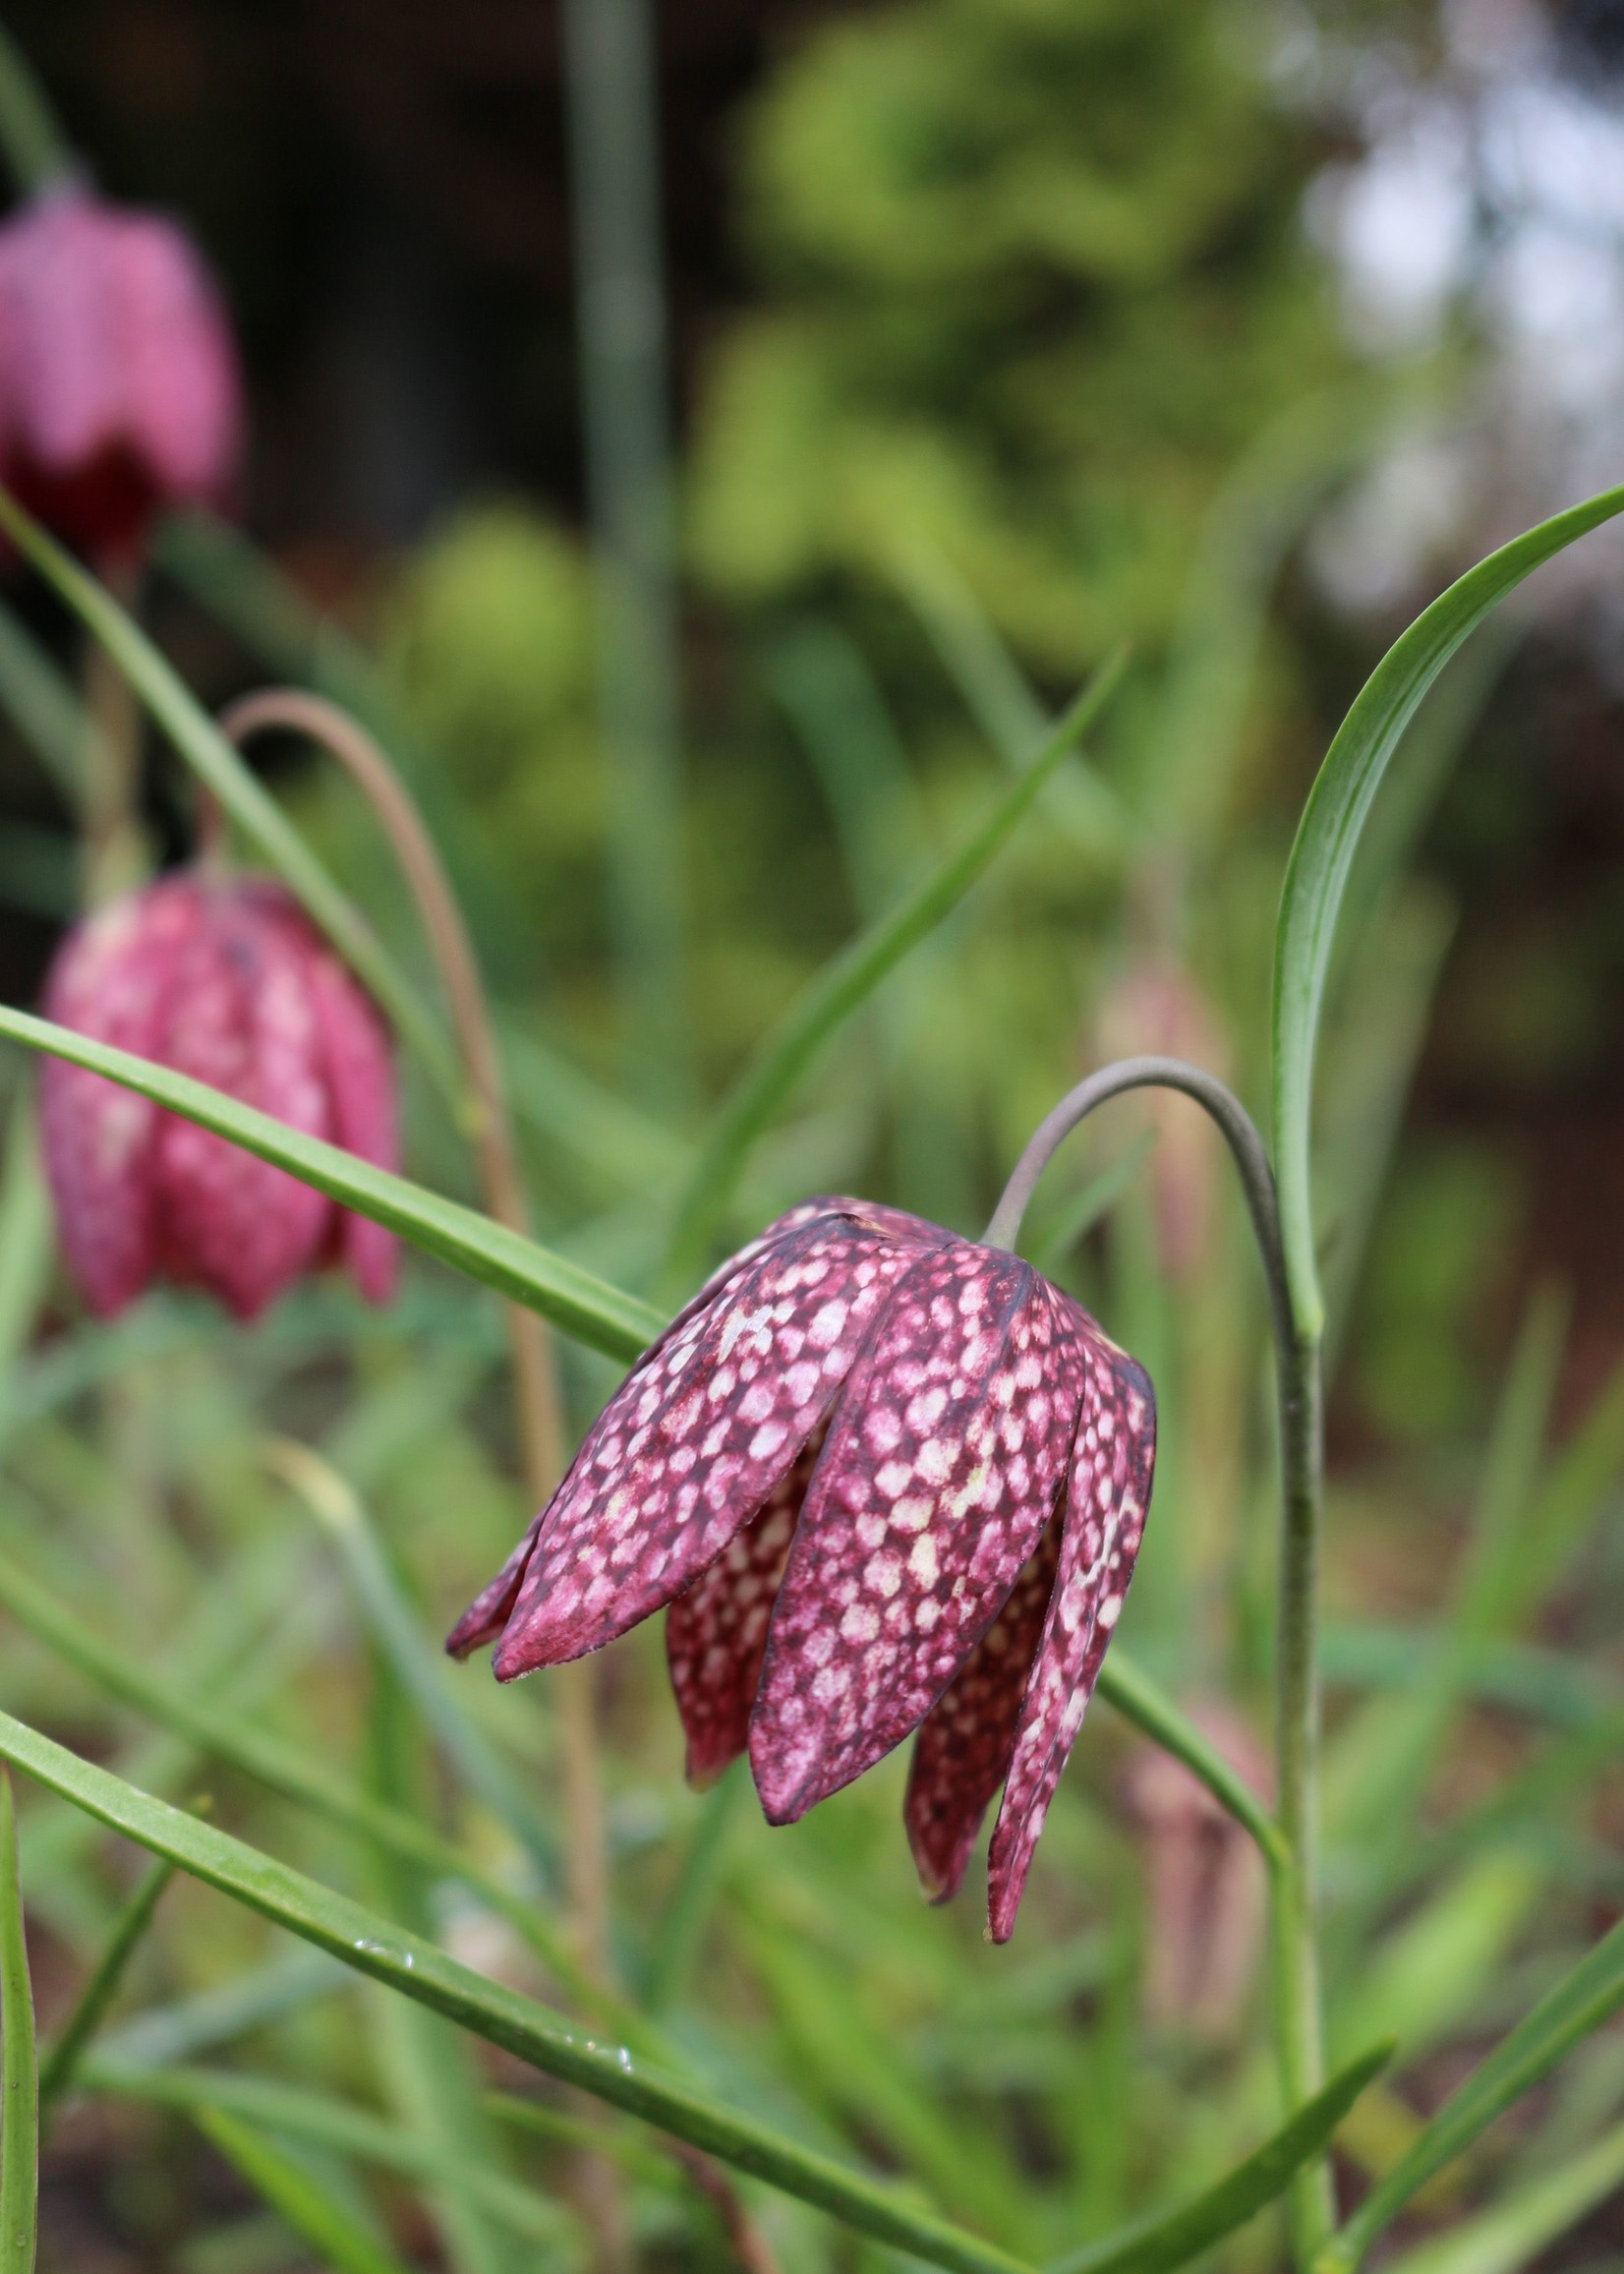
1274,1327,1331,2265
37,1855,175,2116
0,24,69,195
985,1055,1330,2266
0,1770,34,2274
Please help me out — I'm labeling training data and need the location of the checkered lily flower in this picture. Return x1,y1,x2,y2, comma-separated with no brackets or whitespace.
40,870,398,1321
449,1196,1155,1939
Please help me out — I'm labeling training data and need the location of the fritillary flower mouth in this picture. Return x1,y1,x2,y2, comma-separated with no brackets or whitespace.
449,1195,1154,1940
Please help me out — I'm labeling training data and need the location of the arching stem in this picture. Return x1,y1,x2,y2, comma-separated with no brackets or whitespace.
986,1054,1332,2265
212,692,608,1951
0,21,73,197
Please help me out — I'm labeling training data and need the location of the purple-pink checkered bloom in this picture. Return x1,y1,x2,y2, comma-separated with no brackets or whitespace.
40,870,398,1322
448,1196,1155,1940
0,183,242,561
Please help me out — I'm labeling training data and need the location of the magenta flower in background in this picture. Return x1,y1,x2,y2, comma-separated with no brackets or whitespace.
40,872,398,1322
0,183,242,562
449,1196,1155,1940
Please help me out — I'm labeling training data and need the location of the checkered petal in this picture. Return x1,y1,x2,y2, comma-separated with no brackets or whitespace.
489,1216,922,1678
666,1426,826,1785
153,887,332,1320
987,1337,1156,1942
39,878,200,1317
298,914,400,1304
903,1506,1063,1902
749,1247,1089,1825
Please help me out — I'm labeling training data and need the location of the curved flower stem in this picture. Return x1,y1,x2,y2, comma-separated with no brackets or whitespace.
986,1054,1332,2267
211,696,607,1888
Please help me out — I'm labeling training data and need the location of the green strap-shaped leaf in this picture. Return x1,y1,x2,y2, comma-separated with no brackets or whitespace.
1050,2042,1392,2274
0,486,462,1110
0,1771,35,2274
1093,1654,1287,1872
0,1543,621,2036
0,1708,1034,2274
192,2108,421,2274
84,2060,573,2247
1272,479,1624,1341
0,1001,665,1364
38,1855,175,2113
664,651,1129,1281
1318,1911,1624,2270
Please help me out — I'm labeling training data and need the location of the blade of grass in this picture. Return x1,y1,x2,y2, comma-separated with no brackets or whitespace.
97,1949,344,2070
0,1000,665,1364
1273,476,1624,1340
193,2107,419,2274
0,485,461,1110
264,1439,558,1886
0,592,89,804
1377,2117,1624,2274
1318,1908,1624,2269
644,1762,747,2015
0,1708,1035,2274
0,1542,617,2030
362,1658,521,2274
83,2059,575,2247
0,1095,51,1386
664,649,1130,1281
1048,2042,1393,2274
1095,1652,1288,1873
37,1855,175,2113
1028,1137,1153,1275
0,1771,35,2274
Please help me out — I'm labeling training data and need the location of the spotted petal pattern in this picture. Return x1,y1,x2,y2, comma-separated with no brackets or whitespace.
38,872,400,1322
154,886,332,1319
666,1427,824,1785
491,1217,923,1679
449,1195,1157,1943
750,1250,1086,1825
987,1338,1155,1942
40,883,196,1316
903,1507,1063,1901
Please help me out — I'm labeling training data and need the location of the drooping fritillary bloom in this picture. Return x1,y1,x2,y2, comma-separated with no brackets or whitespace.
0,183,242,561
40,871,398,1322
449,1196,1155,1939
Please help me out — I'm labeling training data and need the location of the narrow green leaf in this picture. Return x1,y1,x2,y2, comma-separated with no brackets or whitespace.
0,591,90,804
83,2059,573,2247
0,1001,665,1364
1377,2118,1624,2274
37,1855,175,2113
1094,1653,1287,1873
361,1657,520,2274
0,1096,52,1386
0,1541,616,2031
0,1708,1034,2274
0,485,461,1108
1272,479,1624,1340
1050,2043,1392,2274
266,1439,558,1883
192,2107,418,2274
0,1771,35,2274
1029,1137,1153,1274
664,650,1130,1280
1320,1910,1624,2269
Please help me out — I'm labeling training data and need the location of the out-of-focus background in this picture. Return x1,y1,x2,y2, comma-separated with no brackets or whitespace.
6,3,1624,2269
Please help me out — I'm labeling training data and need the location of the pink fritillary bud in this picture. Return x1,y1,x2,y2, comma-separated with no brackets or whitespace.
449,1195,1156,1939
0,184,242,561
40,872,398,1321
